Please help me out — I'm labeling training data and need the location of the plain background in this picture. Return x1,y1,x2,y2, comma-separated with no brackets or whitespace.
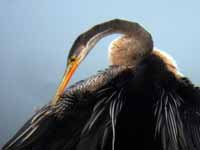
0,0,200,148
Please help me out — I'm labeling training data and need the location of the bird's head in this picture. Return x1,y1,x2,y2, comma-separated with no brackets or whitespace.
64,29,111,88
51,30,109,105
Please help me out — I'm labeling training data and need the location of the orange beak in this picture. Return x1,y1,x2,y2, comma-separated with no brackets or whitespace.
51,60,79,105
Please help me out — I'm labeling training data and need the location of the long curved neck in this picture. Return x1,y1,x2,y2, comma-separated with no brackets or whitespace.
69,19,153,64
83,19,151,42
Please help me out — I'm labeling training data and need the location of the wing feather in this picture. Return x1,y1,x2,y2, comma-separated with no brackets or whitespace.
2,66,133,150
177,78,200,150
155,77,200,150
2,105,54,150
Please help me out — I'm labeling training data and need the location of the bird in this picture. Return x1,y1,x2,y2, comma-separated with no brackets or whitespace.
2,19,200,150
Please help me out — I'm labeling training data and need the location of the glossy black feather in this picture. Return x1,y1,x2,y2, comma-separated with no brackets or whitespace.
2,66,132,150
2,54,200,150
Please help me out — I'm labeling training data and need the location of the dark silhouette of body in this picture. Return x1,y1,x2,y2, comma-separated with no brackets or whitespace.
3,19,200,150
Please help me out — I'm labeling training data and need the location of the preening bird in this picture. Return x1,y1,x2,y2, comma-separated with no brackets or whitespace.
2,19,200,150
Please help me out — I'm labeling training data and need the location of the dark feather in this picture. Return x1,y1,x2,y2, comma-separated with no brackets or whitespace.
3,55,200,150
177,77,200,150
2,66,132,150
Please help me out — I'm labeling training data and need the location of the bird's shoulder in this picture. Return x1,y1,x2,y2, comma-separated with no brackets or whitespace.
61,65,134,99
177,77,200,105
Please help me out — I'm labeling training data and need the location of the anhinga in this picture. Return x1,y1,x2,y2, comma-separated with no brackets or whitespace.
2,19,200,150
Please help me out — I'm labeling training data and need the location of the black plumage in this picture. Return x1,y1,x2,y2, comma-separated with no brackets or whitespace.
3,54,200,150
2,19,200,150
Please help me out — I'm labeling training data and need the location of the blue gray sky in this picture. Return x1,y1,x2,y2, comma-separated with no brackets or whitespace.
0,0,200,147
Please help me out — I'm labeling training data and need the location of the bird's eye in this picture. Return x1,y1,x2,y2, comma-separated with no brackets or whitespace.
67,56,76,66
70,56,77,63
70,57,76,62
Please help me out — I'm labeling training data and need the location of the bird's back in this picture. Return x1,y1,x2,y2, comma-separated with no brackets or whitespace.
113,51,178,150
